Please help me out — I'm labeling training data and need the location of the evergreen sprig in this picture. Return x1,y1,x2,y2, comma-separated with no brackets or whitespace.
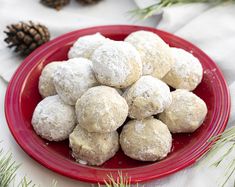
205,126,235,187
130,0,235,19
18,177,37,187
0,145,56,187
99,172,133,187
0,149,20,187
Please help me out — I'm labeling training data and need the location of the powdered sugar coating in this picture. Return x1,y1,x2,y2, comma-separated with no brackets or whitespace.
162,48,203,91
159,89,208,133
125,30,174,79
38,61,62,98
32,95,76,141
120,117,172,161
92,41,142,88
75,86,128,133
68,33,108,59
123,75,172,120
53,58,98,105
69,125,119,166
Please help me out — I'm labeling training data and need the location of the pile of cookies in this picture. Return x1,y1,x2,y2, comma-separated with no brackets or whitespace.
32,30,208,166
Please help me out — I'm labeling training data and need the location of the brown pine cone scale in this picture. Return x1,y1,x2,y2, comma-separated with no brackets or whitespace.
40,0,70,10
76,0,102,5
4,21,50,55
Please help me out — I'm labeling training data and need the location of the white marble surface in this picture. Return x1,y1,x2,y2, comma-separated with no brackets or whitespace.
0,0,235,187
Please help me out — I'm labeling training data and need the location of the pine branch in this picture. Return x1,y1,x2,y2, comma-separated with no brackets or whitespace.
100,171,134,187
18,177,37,187
221,158,235,187
0,149,20,187
202,126,235,187
0,144,56,187
130,0,235,19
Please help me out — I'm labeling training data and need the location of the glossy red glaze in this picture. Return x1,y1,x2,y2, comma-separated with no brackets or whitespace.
5,25,231,184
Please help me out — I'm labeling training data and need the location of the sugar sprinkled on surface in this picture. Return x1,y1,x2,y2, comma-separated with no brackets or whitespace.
135,122,144,133
171,47,202,79
125,30,173,78
92,41,141,86
78,160,88,165
68,33,108,59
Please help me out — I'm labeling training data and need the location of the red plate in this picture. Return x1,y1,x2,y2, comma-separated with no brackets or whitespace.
5,25,230,184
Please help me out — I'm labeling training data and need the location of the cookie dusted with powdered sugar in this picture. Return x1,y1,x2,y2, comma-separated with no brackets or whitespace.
123,75,172,120
69,125,119,166
120,117,172,161
53,58,99,105
32,95,76,141
39,61,62,98
92,41,142,88
68,33,109,59
125,30,174,79
163,48,203,91
75,86,128,133
159,89,207,133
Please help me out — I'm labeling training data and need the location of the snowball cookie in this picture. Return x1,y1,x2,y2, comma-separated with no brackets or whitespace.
32,95,76,141
123,76,172,120
159,89,208,133
92,41,142,88
162,48,203,91
68,33,108,59
120,117,172,161
69,125,119,166
53,58,98,105
38,61,61,98
125,30,174,79
75,86,128,133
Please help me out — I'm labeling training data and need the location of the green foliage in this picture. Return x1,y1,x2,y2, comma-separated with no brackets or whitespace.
18,177,37,187
206,127,235,187
0,145,56,187
0,148,38,187
130,0,235,19
0,149,20,187
100,172,135,187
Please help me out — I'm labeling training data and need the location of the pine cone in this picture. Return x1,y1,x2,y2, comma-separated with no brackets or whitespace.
40,0,70,10
76,0,102,5
4,21,50,55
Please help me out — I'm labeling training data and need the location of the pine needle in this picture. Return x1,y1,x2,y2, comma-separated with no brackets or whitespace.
18,177,37,187
51,180,58,187
202,126,235,187
220,158,235,187
212,143,235,167
100,171,134,187
130,0,235,19
0,143,57,187
0,149,20,187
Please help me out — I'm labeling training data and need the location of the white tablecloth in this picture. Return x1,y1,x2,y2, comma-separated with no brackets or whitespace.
0,0,234,186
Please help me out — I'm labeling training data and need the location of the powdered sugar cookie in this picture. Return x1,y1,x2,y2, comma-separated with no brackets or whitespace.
120,117,172,161
39,61,61,98
32,95,76,141
68,33,108,59
123,75,172,120
162,47,203,91
53,58,98,105
159,89,207,133
75,86,128,133
69,125,119,166
125,30,174,79
92,41,142,88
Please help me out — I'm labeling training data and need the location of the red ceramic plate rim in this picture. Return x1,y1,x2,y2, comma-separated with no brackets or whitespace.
5,25,231,184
